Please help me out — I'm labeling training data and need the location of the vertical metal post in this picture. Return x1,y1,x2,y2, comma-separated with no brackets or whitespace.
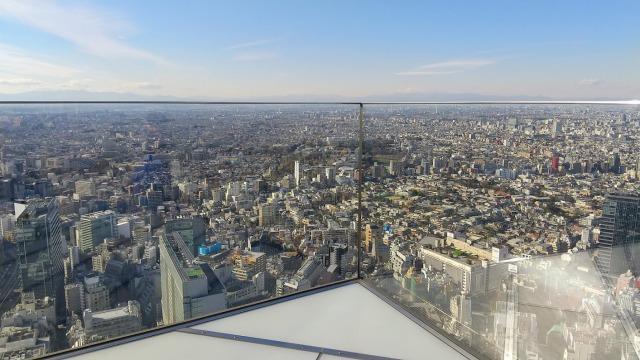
356,103,364,279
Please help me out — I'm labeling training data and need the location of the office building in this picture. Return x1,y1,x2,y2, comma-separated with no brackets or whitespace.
164,216,206,256
14,199,65,318
64,283,85,317
597,193,640,275
160,232,226,325
83,301,142,344
231,250,266,281
83,274,110,312
364,224,381,253
78,210,117,253
258,203,278,227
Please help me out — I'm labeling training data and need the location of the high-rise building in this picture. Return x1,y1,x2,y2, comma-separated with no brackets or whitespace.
258,203,278,227
325,166,336,184
0,178,14,201
145,189,164,210
294,160,301,188
597,193,640,276
164,216,206,256
364,224,381,253
611,152,622,174
83,274,110,312
78,210,117,253
132,223,151,245
330,243,348,275
64,283,85,316
551,119,562,138
160,232,226,325
14,199,65,318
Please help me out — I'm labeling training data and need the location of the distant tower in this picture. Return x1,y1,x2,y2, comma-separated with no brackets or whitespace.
551,119,562,138
294,160,301,188
596,193,640,276
551,154,560,173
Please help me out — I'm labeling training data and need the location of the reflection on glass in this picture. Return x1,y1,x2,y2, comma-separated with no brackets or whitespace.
0,104,358,358
361,104,640,360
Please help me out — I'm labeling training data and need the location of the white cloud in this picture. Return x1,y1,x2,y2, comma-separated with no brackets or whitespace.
121,81,163,90
233,51,278,62
0,43,77,78
418,59,496,70
57,78,96,90
395,70,460,76
0,78,42,86
579,78,603,86
227,38,279,50
0,0,166,64
396,58,495,76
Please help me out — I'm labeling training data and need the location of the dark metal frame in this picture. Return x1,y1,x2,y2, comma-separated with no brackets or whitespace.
0,100,638,105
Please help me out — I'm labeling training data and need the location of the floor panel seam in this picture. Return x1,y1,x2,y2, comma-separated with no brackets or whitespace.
177,327,400,360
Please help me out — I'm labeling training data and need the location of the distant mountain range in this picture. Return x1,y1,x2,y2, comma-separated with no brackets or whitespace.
0,89,631,103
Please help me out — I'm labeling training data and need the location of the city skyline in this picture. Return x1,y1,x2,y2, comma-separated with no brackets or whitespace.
0,1,639,100
1,103,640,358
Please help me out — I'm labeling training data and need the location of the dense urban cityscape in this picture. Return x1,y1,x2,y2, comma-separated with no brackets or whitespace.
0,104,639,359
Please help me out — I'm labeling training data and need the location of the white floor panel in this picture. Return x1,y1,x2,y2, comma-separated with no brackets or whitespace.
192,283,468,360
68,331,319,360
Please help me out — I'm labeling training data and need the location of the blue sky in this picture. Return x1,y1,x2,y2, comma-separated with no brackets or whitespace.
0,0,638,99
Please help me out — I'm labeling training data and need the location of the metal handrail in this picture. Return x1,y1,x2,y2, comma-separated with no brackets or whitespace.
0,100,638,105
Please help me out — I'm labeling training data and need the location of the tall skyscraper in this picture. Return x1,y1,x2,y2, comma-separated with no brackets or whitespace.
551,119,562,138
294,160,301,188
14,199,65,318
597,193,640,276
160,232,226,325
78,210,117,253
